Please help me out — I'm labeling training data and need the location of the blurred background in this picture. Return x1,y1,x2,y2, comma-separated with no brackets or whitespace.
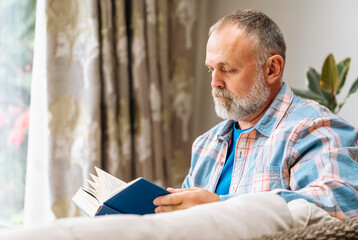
0,0,36,226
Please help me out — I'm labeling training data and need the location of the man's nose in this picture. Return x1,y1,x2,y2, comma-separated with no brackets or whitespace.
211,70,225,89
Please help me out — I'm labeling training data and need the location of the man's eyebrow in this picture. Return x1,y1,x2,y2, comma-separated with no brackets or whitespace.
205,62,229,67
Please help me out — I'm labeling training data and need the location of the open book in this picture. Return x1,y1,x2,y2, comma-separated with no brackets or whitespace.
72,167,170,216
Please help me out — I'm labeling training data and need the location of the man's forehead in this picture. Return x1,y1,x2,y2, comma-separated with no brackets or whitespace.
206,36,256,65
207,26,251,51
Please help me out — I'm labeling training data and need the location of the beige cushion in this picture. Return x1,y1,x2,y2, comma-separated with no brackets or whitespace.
288,198,339,228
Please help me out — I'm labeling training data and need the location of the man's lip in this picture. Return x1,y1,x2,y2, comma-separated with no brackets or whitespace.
215,96,231,100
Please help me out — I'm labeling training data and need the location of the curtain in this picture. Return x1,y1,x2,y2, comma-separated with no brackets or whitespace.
24,0,202,225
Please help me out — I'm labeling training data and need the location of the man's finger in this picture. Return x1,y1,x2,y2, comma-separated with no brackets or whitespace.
167,187,198,193
155,204,186,213
155,205,174,213
153,194,182,206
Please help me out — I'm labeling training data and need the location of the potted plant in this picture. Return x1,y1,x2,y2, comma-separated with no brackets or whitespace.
292,53,358,114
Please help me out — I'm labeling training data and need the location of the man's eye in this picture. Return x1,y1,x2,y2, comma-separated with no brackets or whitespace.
222,68,234,73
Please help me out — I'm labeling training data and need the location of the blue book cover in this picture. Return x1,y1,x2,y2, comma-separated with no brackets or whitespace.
96,204,123,216
103,178,171,215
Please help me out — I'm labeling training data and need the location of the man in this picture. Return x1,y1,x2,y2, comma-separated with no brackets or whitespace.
154,9,358,219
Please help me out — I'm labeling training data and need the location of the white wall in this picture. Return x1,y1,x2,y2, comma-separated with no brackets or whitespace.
194,0,358,137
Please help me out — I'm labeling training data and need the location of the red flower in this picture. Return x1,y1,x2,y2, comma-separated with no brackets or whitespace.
7,108,30,148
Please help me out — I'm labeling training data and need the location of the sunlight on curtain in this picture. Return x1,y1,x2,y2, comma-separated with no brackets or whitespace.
23,0,53,225
0,0,36,226
24,0,202,226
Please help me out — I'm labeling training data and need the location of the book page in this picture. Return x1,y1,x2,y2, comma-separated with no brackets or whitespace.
107,177,141,199
88,175,102,201
72,188,101,217
94,167,127,202
85,180,100,200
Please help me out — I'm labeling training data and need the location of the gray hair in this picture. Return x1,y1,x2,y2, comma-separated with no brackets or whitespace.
209,9,286,67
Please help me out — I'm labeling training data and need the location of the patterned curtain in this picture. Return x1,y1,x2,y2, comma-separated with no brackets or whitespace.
24,0,201,225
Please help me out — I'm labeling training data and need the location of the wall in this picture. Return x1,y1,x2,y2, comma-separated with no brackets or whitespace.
194,0,358,137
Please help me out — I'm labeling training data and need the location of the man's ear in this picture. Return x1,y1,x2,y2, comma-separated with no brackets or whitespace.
264,55,284,84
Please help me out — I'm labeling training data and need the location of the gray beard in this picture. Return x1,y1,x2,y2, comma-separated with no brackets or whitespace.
212,70,270,121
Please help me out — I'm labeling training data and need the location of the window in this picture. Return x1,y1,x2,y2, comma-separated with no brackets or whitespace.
0,0,36,226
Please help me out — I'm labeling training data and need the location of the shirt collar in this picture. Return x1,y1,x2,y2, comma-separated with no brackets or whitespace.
216,120,235,141
254,82,293,137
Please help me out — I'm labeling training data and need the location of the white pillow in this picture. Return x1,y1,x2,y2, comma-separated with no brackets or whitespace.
0,192,336,240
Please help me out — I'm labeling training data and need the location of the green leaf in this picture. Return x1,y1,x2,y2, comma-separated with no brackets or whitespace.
321,89,333,105
348,77,358,97
329,100,337,113
336,57,351,94
320,54,339,93
306,67,322,95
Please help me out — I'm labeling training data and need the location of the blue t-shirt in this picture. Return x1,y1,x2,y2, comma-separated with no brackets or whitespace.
215,123,252,195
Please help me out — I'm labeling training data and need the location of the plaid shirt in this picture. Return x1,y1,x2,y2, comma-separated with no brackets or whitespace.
182,83,358,219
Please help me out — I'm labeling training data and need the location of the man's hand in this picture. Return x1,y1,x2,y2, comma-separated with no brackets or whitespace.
153,187,219,213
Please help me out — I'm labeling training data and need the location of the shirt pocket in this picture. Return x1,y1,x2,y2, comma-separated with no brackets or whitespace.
252,166,284,192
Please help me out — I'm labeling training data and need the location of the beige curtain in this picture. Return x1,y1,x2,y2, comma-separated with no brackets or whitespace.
24,0,201,225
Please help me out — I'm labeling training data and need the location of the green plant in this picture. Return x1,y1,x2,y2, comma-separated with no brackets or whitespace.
292,53,358,114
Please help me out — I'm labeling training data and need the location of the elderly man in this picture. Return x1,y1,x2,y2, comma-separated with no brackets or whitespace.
154,9,358,219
